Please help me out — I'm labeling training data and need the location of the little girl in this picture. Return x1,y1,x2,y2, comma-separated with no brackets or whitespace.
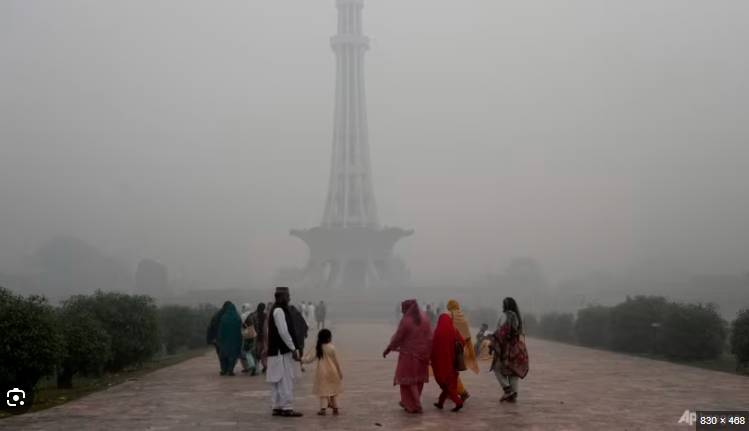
303,329,343,415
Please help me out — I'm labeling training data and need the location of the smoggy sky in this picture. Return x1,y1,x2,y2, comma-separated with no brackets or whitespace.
1,0,748,288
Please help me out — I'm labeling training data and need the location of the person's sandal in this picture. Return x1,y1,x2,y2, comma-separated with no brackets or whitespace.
317,408,326,416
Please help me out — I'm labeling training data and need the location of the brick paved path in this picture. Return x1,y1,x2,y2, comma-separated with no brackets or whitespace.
3,322,747,430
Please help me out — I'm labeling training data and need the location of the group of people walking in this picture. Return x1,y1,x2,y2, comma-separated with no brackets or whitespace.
207,289,528,419
206,301,269,376
385,297,529,413
206,288,339,418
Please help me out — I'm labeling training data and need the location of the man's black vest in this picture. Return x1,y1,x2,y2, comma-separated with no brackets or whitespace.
267,303,298,356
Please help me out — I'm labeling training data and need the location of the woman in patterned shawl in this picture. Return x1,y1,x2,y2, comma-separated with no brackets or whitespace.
491,297,529,402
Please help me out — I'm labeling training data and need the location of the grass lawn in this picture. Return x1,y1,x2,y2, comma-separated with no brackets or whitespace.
1,348,209,419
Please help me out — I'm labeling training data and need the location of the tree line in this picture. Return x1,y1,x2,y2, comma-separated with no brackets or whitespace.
520,296,749,370
0,287,217,391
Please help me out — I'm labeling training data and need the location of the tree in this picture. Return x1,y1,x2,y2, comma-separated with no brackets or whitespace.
0,287,62,389
609,296,669,353
660,303,726,360
56,304,112,388
575,306,612,348
159,305,196,354
65,291,160,371
731,309,749,370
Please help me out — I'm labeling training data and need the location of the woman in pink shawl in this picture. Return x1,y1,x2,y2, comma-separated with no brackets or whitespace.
383,299,433,414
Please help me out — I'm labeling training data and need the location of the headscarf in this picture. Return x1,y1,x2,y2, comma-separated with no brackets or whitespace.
430,313,462,385
387,299,432,360
446,299,479,374
217,301,242,358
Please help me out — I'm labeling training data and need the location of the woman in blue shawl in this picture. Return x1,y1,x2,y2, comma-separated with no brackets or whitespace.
217,301,242,376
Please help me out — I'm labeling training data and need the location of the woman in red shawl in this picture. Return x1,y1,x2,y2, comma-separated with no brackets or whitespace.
383,299,432,414
430,313,465,411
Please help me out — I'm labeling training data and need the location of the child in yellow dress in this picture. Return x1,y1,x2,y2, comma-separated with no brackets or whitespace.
303,329,343,416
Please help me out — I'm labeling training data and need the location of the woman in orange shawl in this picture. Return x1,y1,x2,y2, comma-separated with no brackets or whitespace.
430,313,465,411
446,299,479,401
383,299,432,414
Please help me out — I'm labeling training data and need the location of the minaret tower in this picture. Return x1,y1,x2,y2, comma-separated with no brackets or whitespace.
291,0,412,289
323,0,378,229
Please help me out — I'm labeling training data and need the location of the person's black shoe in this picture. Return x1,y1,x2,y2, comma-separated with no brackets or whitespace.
451,403,464,412
272,409,282,416
280,410,303,417
433,402,443,410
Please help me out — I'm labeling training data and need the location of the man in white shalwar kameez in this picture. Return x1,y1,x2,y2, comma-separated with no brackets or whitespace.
266,286,303,417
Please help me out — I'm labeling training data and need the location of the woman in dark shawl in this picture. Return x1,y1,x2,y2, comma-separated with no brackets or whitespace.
217,301,242,376
431,313,465,411
207,305,226,372
383,299,432,414
491,297,529,402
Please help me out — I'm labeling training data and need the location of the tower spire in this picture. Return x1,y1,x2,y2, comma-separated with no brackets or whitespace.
323,0,378,228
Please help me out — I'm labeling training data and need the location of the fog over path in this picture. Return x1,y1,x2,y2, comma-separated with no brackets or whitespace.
3,322,747,430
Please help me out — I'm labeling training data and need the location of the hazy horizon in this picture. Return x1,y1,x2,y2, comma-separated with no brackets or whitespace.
2,0,748,289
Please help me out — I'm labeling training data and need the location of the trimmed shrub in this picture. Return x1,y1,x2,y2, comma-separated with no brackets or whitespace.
159,305,196,354
0,287,62,389
660,303,726,360
191,303,219,349
609,296,669,354
731,309,749,369
56,304,112,388
64,291,160,371
159,304,219,354
575,306,611,348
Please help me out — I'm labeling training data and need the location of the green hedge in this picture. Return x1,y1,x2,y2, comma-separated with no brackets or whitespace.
0,287,62,389
565,297,729,361
660,303,726,360
731,309,749,369
64,291,161,372
1,287,216,390
56,303,112,388
159,303,217,354
575,306,611,348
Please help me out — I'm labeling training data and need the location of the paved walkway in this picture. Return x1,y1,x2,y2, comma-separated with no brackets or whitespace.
3,322,748,430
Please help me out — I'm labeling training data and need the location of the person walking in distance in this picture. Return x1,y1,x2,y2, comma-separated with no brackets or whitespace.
316,300,327,330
